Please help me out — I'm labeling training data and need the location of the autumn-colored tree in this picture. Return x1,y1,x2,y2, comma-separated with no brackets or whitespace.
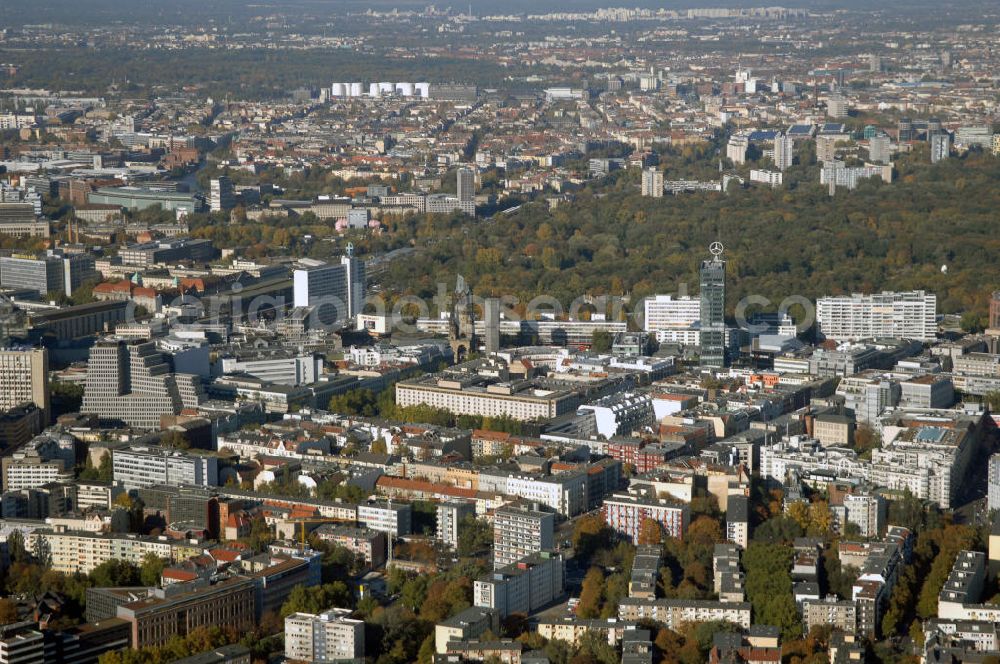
685,516,722,548
787,501,810,531
807,501,833,536
637,517,663,545
577,567,605,619
572,514,613,564
0,598,16,623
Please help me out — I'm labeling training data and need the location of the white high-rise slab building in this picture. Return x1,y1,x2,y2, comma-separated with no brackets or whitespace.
285,609,364,662
773,134,794,171
292,253,366,324
493,505,554,569
641,168,664,197
816,290,937,342
988,453,1000,512
643,295,701,332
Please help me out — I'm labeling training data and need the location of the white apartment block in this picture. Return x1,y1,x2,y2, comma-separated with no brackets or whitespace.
870,423,976,510
112,446,219,491
0,348,49,418
802,597,857,633
1,434,75,491
643,295,701,332
395,376,579,422
577,393,654,440
356,501,411,536
74,482,122,511
820,162,893,190
641,168,664,197
938,551,996,622
435,607,498,655
773,134,794,171
284,609,365,662
218,353,323,386
953,353,1000,378
843,493,885,538
989,454,1000,512
437,501,476,548
837,374,901,424
3,454,72,491
817,291,936,342
761,437,868,486
618,598,751,629
474,551,564,618
749,169,783,187
727,135,749,164
478,471,587,518
493,506,554,569
726,495,750,549
602,492,690,543
538,618,634,647
28,530,175,575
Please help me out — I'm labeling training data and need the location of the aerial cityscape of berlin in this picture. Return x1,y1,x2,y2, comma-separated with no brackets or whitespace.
0,0,999,662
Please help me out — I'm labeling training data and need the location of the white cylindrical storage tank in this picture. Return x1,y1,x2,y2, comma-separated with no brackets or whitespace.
415,82,430,98
396,82,415,96
369,83,380,97
378,81,393,94
332,83,346,97
350,82,363,97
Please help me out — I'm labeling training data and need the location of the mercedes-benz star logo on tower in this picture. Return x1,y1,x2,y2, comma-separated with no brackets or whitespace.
709,241,724,257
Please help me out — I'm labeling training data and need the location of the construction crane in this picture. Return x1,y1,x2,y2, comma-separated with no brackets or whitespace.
289,516,355,545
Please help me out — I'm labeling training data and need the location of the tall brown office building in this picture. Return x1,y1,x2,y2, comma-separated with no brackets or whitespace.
116,577,255,648
990,291,1000,330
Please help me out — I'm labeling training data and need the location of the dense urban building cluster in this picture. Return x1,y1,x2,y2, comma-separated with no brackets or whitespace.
0,0,999,663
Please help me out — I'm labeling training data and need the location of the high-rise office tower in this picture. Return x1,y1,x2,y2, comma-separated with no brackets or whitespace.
989,292,1000,332
341,246,366,319
81,338,204,429
0,255,63,296
484,297,501,354
898,117,913,142
930,133,951,164
209,176,236,212
827,95,848,119
868,136,892,165
456,167,476,216
0,252,97,297
816,136,838,164
292,251,366,325
641,167,664,197
773,134,794,171
727,135,749,165
699,244,727,369
0,347,49,421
